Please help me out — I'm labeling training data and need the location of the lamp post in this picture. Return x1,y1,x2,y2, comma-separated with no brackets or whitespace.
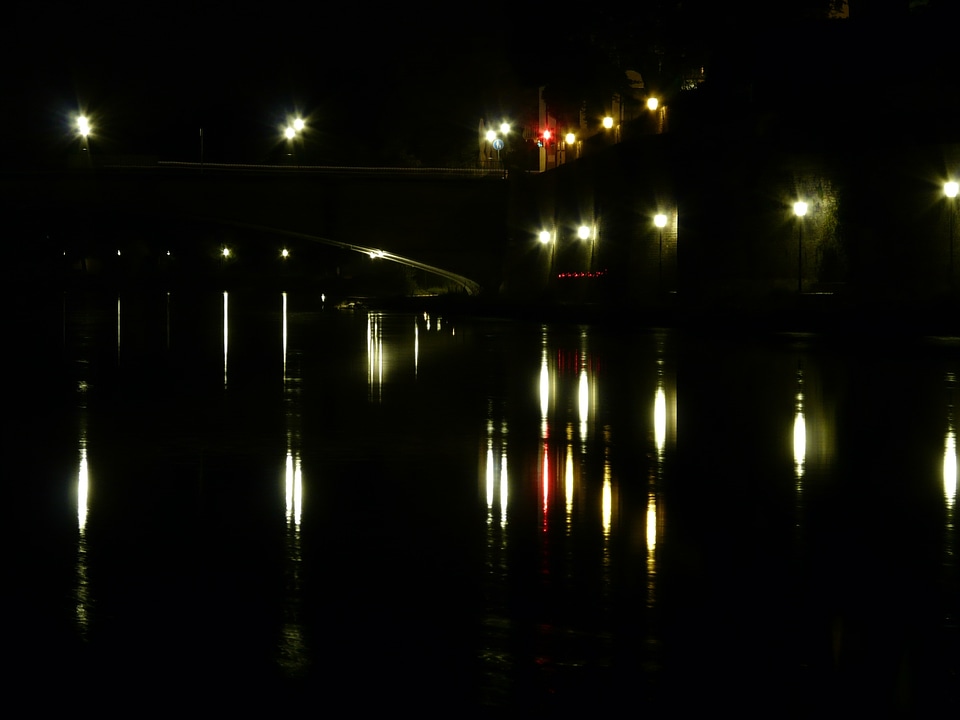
654,213,667,292
284,117,306,168
947,181,958,288
794,201,808,294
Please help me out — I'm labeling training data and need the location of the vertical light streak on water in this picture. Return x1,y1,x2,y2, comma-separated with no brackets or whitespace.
601,440,613,607
654,384,666,458
646,491,657,608
486,438,495,511
579,369,589,443
282,292,288,378
165,291,171,351
794,367,807,546
367,313,383,403
945,428,957,511
278,288,307,677
540,354,550,439
76,441,91,640
542,442,551,532
565,443,574,536
499,434,509,528
222,292,229,388
414,316,419,379
116,294,121,365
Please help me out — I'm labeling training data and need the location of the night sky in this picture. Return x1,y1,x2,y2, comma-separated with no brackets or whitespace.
3,2,547,167
4,1,958,168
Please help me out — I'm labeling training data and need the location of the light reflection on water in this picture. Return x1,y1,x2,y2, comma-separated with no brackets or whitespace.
12,288,958,712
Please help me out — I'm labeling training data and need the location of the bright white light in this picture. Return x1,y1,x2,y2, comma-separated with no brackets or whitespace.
281,248,290,259
293,118,305,132
221,247,231,258
285,126,296,140
647,97,659,111
946,181,959,199
485,130,497,142
499,122,510,134
77,116,90,137
538,230,552,244
654,213,667,229
578,225,591,240
794,201,808,217
945,429,957,505
602,116,614,129
565,132,576,144
654,385,666,453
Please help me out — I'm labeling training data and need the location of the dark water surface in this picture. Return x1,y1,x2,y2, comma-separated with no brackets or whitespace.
7,288,958,715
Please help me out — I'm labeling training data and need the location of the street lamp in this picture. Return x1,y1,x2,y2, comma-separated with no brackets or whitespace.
654,213,667,291
947,181,958,287
284,117,306,167
794,201,808,294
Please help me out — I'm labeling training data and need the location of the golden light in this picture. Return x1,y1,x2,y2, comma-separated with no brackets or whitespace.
654,213,667,229
284,126,296,140
577,225,591,240
485,130,497,142
499,122,510,134
565,132,576,144
281,248,290,259
221,247,231,258
293,118,305,132
647,97,659,111
538,230,552,244
794,201,808,217
946,181,959,199
77,116,91,137
602,116,614,129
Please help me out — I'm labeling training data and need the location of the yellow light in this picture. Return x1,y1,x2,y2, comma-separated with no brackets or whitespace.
499,122,510,134
794,201,808,217
485,130,497,142
538,230,552,244
654,213,667,229
285,126,296,140
565,132,575,144
281,248,290,259
578,225,591,240
77,116,91,137
221,247,231,258
647,97,659,111
946,181,959,199
293,118,305,132
602,116,614,129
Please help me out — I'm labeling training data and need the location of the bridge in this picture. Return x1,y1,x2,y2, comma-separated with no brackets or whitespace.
6,162,512,298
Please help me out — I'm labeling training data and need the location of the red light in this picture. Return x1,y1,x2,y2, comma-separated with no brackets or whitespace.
542,129,552,141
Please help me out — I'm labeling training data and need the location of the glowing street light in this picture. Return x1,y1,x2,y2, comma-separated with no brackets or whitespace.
77,116,91,137
654,213,668,292
647,97,659,111
578,225,592,240
538,230,553,244
794,201,808,295
602,116,614,130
